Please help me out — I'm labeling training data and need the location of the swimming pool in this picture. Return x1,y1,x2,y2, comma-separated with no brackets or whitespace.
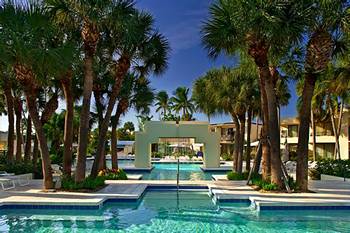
1,191,349,232
126,163,226,180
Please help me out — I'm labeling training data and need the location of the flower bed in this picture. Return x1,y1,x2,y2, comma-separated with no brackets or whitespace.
98,168,128,180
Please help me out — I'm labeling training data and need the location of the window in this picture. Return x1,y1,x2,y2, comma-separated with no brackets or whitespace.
288,125,298,137
316,123,333,136
316,143,335,159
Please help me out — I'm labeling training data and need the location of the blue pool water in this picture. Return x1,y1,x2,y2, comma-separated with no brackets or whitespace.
1,191,350,232
126,163,226,180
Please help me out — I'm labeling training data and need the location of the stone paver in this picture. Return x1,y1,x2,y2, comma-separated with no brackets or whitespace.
0,178,349,211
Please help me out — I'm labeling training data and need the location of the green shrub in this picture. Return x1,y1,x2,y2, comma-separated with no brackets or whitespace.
261,182,278,191
317,159,350,178
227,171,249,180
61,176,105,191
251,175,278,191
187,151,196,160
221,153,232,161
98,168,128,180
152,152,164,158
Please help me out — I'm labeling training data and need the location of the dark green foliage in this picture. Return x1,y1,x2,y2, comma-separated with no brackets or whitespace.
61,176,105,191
227,171,249,180
221,153,232,161
317,159,350,178
0,154,42,178
98,168,128,180
250,173,278,191
152,151,164,158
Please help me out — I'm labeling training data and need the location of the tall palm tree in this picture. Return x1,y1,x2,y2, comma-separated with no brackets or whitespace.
91,10,169,178
171,87,195,120
193,64,259,174
155,91,171,119
192,78,216,122
46,0,135,182
0,1,72,189
296,1,349,191
202,0,310,187
111,75,154,169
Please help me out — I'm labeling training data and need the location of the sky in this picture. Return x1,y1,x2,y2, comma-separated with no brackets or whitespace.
0,0,299,131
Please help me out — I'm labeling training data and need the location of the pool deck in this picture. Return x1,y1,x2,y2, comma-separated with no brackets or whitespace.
0,179,349,211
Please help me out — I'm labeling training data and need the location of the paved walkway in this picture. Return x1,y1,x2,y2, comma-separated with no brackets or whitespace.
0,179,349,211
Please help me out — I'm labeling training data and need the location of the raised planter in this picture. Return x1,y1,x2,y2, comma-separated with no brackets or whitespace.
321,174,348,182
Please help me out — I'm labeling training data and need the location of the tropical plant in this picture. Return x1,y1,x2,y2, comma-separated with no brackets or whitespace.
202,0,310,188
170,87,195,120
46,0,136,182
90,9,169,178
110,75,154,170
193,64,260,174
0,1,73,189
295,0,349,191
155,91,172,119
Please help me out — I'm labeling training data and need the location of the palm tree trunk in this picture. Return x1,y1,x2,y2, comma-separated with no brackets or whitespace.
336,100,344,159
246,108,252,172
61,73,74,177
25,91,53,189
327,96,340,160
258,73,271,181
24,115,32,163
111,120,118,170
311,110,316,161
91,56,130,178
93,88,106,171
3,84,15,163
296,73,316,192
232,114,240,172
76,54,95,182
41,94,59,124
264,72,283,188
32,137,38,174
238,113,245,174
14,97,23,162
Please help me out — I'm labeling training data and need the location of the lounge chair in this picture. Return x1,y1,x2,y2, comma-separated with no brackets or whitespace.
10,174,32,186
0,177,16,190
0,171,32,188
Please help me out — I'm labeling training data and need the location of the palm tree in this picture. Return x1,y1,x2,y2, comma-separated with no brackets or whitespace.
193,64,259,174
91,10,169,178
155,91,171,119
192,78,216,122
171,87,195,120
296,1,349,191
202,0,310,187
111,75,154,169
0,1,71,189
46,0,135,182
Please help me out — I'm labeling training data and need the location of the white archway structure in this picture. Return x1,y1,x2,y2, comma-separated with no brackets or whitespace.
135,121,220,168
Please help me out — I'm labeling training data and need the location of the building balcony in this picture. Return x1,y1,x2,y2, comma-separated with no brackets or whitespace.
221,135,234,141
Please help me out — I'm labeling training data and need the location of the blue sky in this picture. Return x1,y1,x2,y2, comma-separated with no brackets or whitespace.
0,0,298,131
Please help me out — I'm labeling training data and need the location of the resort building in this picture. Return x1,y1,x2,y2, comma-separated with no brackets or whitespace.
281,112,350,160
210,122,262,155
